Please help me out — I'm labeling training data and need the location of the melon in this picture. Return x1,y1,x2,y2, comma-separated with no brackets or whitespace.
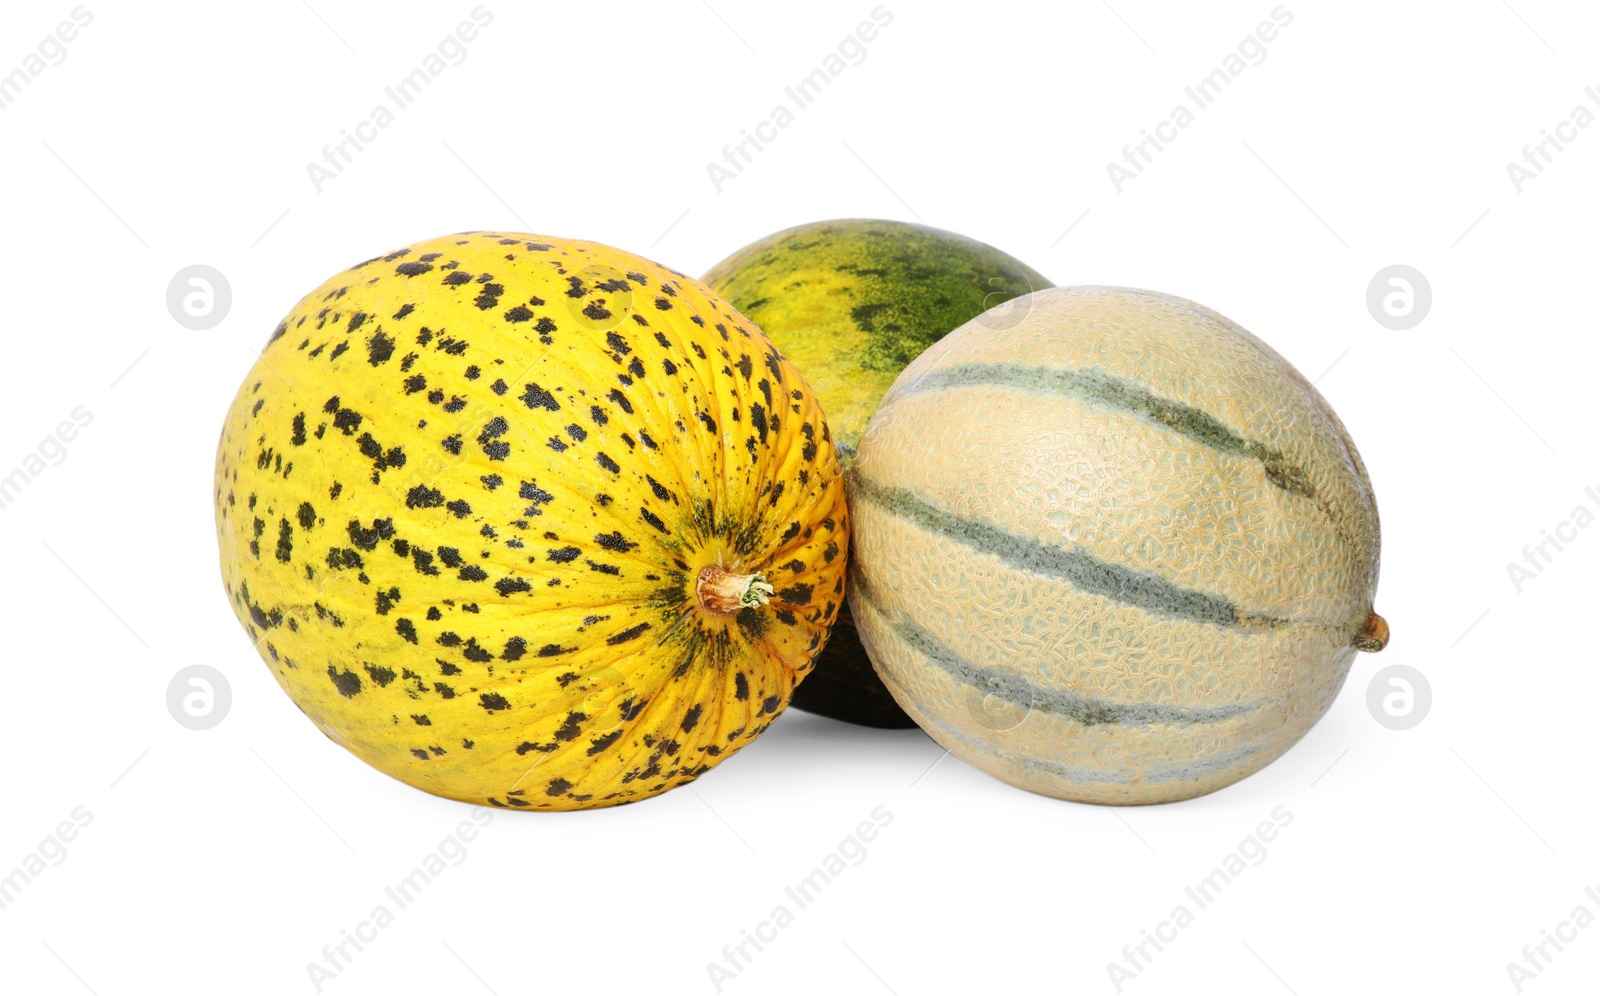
704,219,1050,727
847,286,1387,804
214,232,848,810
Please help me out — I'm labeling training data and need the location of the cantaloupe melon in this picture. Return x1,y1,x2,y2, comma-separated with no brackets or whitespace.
847,286,1387,805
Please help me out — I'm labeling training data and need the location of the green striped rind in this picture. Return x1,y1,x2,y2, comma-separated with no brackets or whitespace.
851,474,1283,631
850,565,1262,728
889,362,1317,501
847,285,1380,805
881,684,1267,787
848,574,1288,796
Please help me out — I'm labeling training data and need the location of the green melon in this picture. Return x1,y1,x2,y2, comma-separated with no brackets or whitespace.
848,286,1389,803
704,219,1050,727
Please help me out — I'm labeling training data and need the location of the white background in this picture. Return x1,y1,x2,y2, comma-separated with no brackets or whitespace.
1,1,1597,993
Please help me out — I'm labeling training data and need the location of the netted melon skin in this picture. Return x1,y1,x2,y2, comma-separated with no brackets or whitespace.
849,286,1380,805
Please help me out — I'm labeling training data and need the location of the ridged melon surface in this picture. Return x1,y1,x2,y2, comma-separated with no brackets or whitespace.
848,286,1384,805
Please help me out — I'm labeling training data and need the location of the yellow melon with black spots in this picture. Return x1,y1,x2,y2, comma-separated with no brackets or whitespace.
213,231,847,810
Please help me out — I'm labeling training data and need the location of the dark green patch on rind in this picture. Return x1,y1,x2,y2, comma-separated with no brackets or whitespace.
823,228,1041,374
704,219,1051,461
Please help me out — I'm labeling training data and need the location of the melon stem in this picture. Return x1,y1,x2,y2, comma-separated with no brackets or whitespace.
696,564,775,615
1353,612,1389,653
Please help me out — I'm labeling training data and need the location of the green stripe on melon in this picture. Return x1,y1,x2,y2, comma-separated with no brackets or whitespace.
847,286,1386,804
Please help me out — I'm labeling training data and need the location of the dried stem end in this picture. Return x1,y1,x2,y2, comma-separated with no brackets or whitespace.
1354,612,1390,653
696,564,775,615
